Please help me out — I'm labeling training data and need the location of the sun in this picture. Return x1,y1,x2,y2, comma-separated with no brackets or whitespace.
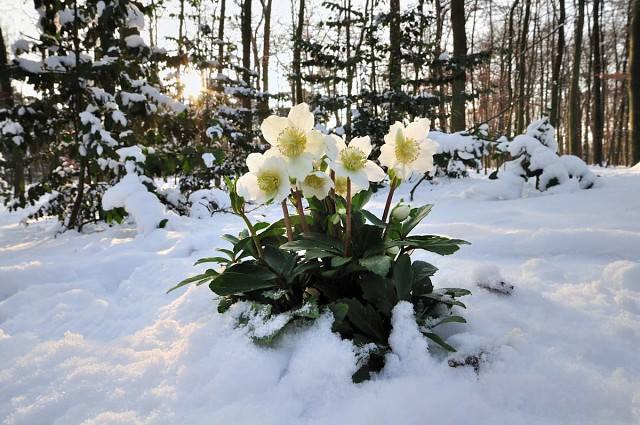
181,69,204,100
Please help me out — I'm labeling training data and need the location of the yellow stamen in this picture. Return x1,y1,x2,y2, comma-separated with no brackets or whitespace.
340,147,367,172
303,174,325,190
257,170,281,194
395,135,420,164
277,127,307,158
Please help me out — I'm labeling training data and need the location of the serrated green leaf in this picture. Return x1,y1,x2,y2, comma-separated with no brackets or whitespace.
400,204,433,237
359,255,392,277
209,263,278,296
331,256,352,267
194,256,229,265
423,331,457,352
393,254,413,301
361,210,386,227
360,274,396,315
167,268,218,293
432,315,467,328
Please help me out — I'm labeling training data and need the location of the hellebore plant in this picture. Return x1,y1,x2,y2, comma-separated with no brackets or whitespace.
170,103,470,382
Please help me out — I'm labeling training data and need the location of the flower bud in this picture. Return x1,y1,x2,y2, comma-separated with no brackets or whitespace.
391,203,411,221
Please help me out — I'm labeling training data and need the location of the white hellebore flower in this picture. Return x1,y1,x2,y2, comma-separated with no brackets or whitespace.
333,175,365,198
379,118,438,180
326,135,385,189
300,171,334,200
260,103,326,180
237,153,290,204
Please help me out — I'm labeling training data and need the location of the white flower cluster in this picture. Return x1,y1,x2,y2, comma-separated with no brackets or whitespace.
237,103,438,204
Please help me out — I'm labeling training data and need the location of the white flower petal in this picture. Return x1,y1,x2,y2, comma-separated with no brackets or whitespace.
287,103,314,131
286,154,314,181
306,129,326,158
246,152,265,173
364,161,386,182
236,172,259,201
261,115,288,145
411,151,434,174
349,136,372,157
348,169,370,189
384,122,404,145
405,118,430,141
378,144,396,168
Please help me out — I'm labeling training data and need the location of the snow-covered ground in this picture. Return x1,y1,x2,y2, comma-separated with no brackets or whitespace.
1,167,639,425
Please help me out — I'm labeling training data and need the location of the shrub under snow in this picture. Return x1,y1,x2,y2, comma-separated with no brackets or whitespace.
491,117,596,199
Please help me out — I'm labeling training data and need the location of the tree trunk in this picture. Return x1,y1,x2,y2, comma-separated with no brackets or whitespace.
592,0,604,165
388,0,401,92
450,0,467,132
241,0,253,133
567,0,585,157
549,0,565,130
261,0,272,94
515,0,531,134
292,0,304,104
630,0,640,164
505,0,520,136
217,0,226,70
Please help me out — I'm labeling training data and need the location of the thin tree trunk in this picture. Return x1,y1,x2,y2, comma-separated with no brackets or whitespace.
241,0,253,134
592,0,604,165
217,0,226,70
515,0,532,134
630,0,640,164
261,0,272,106
568,0,586,157
450,0,467,132
550,0,565,131
292,0,304,104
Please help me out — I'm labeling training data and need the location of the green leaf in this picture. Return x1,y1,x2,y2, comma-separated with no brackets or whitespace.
167,269,218,293
400,204,433,237
209,263,278,296
329,302,349,324
194,257,230,266
412,260,436,296
361,210,386,228
360,274,396,315
386,235,470,256
280,233,344,255
351,189,372,210
359,255,392,277
262,246,297,279
157,218,168,229
423,331,457,352
331,256,352,267
432,315,467,328
443,288,473,297
341,298,387,343
393,254,413,301
419,293,467,308
217,296,237,313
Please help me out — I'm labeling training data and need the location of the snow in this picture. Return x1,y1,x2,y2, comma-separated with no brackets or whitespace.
201,152,216,168
116,146,146,163
1,167,640,424
124,34,146,49
102,171,167,235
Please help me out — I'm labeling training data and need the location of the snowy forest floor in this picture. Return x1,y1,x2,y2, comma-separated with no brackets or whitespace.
1,167,640,425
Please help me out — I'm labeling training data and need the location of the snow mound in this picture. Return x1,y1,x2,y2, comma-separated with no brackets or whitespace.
188,188,229,218
102,173,166,234
472,264,514,295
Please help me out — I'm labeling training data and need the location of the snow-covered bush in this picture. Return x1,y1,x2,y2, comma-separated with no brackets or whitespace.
491,116,596,197
430,127,489,178
171,104,471,382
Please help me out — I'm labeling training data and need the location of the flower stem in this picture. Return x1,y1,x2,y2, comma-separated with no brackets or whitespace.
381,177,399,222
239,209,263,259
344,177,352,256
281,199,294,242
294,190,310,238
